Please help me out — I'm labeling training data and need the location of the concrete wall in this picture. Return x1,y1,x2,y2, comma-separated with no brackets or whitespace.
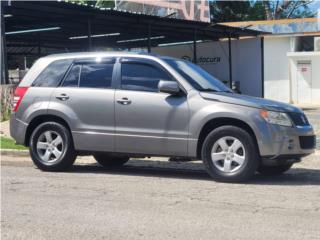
153,38,263,97
263,37,292,103
288,52,320,105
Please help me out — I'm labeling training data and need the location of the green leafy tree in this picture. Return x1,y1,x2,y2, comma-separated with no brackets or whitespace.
210,0,315,22
210,1,265,22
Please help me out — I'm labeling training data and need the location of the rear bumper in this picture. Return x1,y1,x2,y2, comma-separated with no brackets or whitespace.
10,113,28,145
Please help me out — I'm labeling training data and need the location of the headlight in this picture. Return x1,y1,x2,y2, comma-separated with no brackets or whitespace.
260,110,292,127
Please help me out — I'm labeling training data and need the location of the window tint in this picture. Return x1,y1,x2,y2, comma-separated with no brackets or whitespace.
121,63,172,92
62,64,80,87
79,63,113,88
32,59,72,87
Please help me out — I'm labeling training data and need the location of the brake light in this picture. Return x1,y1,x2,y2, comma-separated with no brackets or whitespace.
12,87,29,112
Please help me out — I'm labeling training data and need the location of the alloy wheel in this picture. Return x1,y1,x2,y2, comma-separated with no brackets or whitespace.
211,136,246,173
36,130,64,163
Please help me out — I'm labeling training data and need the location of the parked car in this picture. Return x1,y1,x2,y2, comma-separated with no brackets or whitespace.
10,52,316,182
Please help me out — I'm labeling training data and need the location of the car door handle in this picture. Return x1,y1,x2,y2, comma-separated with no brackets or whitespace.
117,98,131,105
55,94,69,101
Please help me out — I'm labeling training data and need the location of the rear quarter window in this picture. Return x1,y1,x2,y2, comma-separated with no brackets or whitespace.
32,59,72,87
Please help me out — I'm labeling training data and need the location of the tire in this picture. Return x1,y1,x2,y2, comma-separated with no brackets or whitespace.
93,154,129,168
257,163,293,176
29,122,77,171
201,125,259,183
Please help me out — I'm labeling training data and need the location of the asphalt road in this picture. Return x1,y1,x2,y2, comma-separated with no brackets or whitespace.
1,154,320,240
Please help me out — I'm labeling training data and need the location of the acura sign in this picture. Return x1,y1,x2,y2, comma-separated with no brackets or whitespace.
181,55,221,65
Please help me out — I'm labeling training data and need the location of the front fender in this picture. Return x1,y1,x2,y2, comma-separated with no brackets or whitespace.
187,102,266,157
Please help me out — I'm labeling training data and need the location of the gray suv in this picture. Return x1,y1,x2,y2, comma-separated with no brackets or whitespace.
10,52,316,182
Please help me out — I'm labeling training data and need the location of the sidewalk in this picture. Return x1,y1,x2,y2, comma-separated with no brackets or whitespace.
0,120,11,138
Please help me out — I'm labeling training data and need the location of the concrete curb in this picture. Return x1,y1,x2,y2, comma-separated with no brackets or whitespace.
1,149,30,157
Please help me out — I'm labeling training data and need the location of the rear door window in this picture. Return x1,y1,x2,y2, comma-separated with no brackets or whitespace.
61,61,115,88
79,63,114,88
32,59,72,87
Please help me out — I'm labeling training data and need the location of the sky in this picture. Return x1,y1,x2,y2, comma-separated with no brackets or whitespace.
310,0,320,14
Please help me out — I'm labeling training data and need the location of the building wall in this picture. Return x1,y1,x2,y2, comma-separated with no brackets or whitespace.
263,37,292,103
288,52,320,105
153,38,262,97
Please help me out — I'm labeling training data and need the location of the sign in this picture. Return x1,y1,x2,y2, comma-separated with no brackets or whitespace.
181,55,221,65
115,0,210,22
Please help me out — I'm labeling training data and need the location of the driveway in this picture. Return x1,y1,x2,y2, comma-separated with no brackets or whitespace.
1,154,320,240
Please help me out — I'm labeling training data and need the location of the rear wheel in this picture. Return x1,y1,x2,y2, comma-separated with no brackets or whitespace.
94,154,129,168
257,163,293,175
29,122,76,171
201,126,259,183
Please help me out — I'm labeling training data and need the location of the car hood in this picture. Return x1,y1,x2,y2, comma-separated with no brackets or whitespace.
200,92,302,113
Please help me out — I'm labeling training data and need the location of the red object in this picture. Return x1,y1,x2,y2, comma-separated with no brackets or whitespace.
12,87,29,112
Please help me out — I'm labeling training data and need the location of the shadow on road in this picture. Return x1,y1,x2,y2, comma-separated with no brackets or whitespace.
68,160,320,186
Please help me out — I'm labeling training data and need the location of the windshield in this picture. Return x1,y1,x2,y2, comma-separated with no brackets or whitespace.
163,58,232,92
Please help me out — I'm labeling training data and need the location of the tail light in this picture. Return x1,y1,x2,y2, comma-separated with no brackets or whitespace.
12,87,29,112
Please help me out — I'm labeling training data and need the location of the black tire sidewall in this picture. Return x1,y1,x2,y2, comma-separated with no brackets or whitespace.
202,126,259,182
29,122,76,171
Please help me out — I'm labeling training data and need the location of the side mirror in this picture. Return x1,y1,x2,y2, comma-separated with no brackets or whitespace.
158,80,180,95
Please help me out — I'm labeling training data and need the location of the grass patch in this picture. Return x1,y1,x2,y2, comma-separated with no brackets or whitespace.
0,136,27,150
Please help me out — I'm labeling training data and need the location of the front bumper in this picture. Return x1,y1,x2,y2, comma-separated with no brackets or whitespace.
10,113,28,145
258,123,315,159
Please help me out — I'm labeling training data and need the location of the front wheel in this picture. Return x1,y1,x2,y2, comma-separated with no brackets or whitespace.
201,126,259,183
257,163,293,175
29,122,77,171
94,154,129,168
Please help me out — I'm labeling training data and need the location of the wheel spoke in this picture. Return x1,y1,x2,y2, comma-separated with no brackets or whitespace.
52,135,62,146
230,139,242,152
44,131,53,143
37,142,48,150
217,138,229,151
42,150,51,162
223,160,232,172
232,154,245,165
52,148,62,159
211,152,226,162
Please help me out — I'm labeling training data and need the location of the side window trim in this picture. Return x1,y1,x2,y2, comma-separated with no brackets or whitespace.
74,58,115,65
120,57,173,78
78,64,82,87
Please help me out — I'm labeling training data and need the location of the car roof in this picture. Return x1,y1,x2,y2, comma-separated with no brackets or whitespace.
42,51,174,61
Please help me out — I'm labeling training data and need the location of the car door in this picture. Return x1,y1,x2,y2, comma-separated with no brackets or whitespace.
115,58,189,156
49,57,116,152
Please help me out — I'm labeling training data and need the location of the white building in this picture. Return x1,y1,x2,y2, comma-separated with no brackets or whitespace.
154,18,320,105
